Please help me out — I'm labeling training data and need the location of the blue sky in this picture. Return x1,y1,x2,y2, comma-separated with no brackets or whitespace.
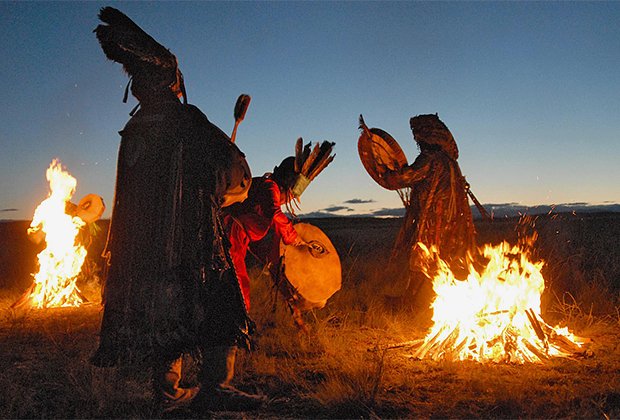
1,1,619,220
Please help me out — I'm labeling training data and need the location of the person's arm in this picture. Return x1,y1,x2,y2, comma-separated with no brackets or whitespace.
383,152,433,187
263,182,300,245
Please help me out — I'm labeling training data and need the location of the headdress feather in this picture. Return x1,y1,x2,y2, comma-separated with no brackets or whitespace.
296,140,335,182
94,7,185,103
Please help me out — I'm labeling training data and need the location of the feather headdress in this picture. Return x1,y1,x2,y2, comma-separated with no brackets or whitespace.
291,138,335,198
94,7,186,104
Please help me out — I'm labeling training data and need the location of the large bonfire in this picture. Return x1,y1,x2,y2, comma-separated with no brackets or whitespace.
21,160,88,308
411,236,589,363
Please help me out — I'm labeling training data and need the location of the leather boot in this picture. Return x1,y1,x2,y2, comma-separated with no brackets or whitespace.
195,346,266,411
153,356,200,412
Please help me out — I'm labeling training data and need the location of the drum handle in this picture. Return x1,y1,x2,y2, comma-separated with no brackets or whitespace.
308,240,329,258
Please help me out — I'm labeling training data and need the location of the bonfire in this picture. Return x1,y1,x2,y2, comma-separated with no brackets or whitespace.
14,160,98,309
410,237,590,363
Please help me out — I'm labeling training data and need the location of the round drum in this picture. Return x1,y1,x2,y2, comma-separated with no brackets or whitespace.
278,223,341,310
358,117,408,191
76,194,106,223
218,141,252,208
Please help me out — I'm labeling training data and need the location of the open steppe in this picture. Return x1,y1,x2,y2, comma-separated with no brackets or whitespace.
0,213,619,418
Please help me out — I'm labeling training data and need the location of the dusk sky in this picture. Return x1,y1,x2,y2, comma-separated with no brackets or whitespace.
1,1,619,221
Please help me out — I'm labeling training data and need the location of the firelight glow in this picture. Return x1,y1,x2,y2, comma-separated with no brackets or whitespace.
413,240,588,363
26,160,87,308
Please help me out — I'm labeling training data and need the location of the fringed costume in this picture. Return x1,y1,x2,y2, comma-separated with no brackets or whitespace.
90,6,251,369
92,100,251,366
90,7,267,411
384,114,476,288
359,114,477,306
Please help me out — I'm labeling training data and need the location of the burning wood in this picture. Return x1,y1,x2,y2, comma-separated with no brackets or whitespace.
13,160,103,309
405,241,590,363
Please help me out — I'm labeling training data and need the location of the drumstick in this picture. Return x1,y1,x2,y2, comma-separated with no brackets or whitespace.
231,94,251,143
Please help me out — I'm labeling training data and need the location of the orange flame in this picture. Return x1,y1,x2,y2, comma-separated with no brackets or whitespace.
26,160,87,308
413,240,588,363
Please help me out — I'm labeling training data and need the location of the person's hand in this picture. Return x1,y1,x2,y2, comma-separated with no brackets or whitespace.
380,165,400,180
292,237,309,247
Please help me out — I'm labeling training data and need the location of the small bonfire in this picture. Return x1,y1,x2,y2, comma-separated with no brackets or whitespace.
409,236,590,363
13,159,101,309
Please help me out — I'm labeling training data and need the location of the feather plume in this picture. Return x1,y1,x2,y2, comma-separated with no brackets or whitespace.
94,7,183,101
95,7,177,75
290,139,335,198
294,138,303,173
300,143,320,175
295,140,335,181
308,153,334,181
359,114,371,136
307,141,336,180
301,143,311,165
318,140,334,158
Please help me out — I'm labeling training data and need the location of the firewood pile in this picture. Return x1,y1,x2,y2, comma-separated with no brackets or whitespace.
378,308,592,364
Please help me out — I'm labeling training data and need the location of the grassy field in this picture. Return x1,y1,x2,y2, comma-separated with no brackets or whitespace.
0,213,619,418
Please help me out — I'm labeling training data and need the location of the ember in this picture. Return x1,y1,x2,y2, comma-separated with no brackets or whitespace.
411,240,589,363
20,160,88,308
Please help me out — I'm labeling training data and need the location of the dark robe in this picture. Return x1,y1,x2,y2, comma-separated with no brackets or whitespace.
386,147,476,278
91,99,250,367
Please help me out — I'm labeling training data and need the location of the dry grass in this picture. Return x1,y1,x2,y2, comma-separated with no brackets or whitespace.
0,214,619,418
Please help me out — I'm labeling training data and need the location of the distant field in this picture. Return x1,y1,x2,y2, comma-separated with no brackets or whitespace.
0,213,619,418
3,213,618,292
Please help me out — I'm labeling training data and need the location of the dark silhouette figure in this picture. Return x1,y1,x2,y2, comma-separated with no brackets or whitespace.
90,7,263,413
385,114,476,306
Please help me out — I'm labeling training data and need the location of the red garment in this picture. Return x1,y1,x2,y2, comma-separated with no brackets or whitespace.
223,176,299,310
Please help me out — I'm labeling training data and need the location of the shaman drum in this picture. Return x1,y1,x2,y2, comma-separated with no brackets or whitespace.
276,223,341,311
358,115,408,191
218,140,252,208
76,194,106,223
